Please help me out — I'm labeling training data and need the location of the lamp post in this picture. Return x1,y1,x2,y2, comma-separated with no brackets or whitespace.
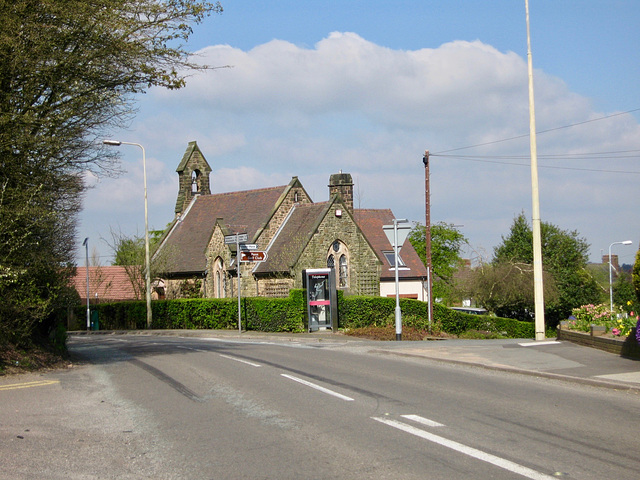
83,238,90,330
103,139,152,328
609,240,632,315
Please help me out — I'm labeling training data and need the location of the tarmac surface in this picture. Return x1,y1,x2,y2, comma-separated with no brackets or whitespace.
72,329,640,392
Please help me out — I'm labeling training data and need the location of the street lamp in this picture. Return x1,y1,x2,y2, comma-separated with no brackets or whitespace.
103,139,152,328
83,238,90,330
609,240,633,315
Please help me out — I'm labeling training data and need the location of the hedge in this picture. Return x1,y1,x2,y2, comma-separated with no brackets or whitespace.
72,289,535,338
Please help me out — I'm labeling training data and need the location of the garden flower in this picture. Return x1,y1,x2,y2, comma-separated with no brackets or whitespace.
612,328,620,336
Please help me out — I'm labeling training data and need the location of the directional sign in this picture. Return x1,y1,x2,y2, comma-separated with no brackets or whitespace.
239,243,258,251
240,251,267,262
224,233,248,244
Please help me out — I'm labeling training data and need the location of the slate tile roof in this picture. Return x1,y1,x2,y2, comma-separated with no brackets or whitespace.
71,266,138,302
158,185,290,275
354,209,427,280
254,202,332,274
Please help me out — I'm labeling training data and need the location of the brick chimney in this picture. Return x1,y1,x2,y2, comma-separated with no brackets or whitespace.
328,171,353,212
603,254,621,277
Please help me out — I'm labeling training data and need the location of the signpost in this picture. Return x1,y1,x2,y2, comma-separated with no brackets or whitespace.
222,233,267,332
225,233,248,244
224,233,249,333
382,219,411,341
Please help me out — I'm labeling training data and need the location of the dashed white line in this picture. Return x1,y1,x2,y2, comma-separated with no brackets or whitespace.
281,374,354,401
219,354,262,367
401,414,445,427
518,341,561,347
371,417,556,480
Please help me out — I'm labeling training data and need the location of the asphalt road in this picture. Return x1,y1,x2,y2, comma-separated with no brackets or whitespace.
2,333,639,479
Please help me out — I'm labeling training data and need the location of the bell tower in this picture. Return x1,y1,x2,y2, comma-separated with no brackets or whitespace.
175,141,212,215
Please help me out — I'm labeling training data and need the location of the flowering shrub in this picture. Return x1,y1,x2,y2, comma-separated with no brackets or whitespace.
569,303,639,336
570,304,616,332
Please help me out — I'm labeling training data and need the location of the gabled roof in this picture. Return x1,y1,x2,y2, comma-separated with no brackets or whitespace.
71,266,137,302
157,184,291,275
176,141,211,174
354,209,427,280
254,201,334,274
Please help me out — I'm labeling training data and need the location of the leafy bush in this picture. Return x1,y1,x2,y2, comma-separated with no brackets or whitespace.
75,289,535,338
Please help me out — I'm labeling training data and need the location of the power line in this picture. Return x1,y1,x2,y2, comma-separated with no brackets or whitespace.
433,108,640,155
433,155,640,175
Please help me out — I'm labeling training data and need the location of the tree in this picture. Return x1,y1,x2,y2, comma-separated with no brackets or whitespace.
0,0,222,345
470,262,557,321
108,228,175,300
409,222,468,305
471,212,600,327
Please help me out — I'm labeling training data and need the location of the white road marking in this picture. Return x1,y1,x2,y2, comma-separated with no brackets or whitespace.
518,341,561,347
371,417,556,480
281,374,354,401
219,354,262,367
401,414,445,427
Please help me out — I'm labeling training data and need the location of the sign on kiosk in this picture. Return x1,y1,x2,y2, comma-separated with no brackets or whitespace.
303,268,337,332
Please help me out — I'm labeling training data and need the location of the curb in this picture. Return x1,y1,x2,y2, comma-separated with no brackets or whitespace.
371,349,640,393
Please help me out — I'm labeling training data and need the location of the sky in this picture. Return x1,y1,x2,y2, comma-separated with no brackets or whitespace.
80,0,640,268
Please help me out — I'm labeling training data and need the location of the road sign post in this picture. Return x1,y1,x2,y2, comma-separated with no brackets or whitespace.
383,219,411,341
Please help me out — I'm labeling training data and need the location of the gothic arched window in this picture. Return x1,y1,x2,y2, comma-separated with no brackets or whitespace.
326,240,349,289
339,254,348,288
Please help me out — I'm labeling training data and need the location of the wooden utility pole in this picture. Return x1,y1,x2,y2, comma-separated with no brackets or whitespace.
423,151,433,330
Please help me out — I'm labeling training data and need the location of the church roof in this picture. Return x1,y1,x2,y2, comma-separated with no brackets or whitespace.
254,202,333,274
158,185,290,275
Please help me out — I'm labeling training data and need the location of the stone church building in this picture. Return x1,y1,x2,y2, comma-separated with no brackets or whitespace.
153,141,428,300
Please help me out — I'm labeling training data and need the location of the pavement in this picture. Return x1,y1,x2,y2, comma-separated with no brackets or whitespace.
70,329,640,392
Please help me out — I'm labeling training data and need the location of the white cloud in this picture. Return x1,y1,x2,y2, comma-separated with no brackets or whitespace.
81,32,640,264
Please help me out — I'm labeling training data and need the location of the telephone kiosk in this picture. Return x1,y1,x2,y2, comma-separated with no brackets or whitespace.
303,268,337,332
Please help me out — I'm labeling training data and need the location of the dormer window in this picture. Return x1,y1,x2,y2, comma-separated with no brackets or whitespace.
383,251,408,269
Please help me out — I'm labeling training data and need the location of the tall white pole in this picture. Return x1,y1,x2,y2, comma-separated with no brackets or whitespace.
83,238,90,330
103,140,152,328
394,219,402,341
526,0,546,340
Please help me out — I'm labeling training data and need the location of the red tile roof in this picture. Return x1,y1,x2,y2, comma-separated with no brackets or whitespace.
354,209,427,279
71,266,138,302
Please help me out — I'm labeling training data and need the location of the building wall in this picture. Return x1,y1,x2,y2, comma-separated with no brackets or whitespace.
293,202,380,296
380,279,428,301
256,182,312,248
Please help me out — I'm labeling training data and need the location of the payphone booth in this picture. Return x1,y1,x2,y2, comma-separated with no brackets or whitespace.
303,268,337,332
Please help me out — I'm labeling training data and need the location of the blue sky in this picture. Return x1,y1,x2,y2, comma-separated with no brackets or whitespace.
81,1,640,266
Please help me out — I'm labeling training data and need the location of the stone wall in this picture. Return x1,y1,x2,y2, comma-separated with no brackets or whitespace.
293,201,380,296
175,148,212,215
257,181,311,248
557,328,640,359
